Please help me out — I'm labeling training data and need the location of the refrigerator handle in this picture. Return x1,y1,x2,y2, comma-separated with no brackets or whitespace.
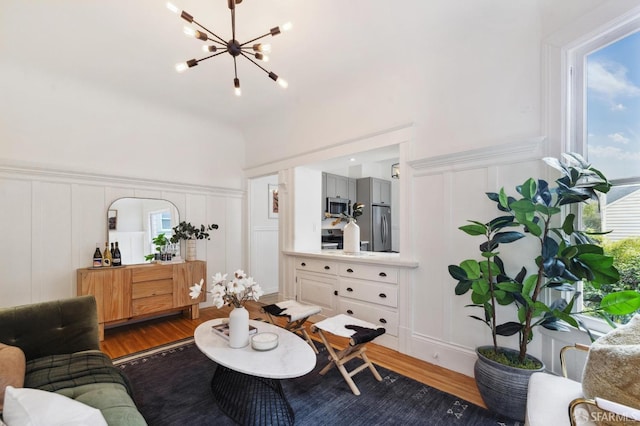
382,215,387,245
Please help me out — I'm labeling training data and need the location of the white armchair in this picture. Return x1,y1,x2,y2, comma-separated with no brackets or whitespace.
526,343,640,426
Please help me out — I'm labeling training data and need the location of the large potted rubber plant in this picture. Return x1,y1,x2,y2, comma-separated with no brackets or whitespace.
448,153,640,421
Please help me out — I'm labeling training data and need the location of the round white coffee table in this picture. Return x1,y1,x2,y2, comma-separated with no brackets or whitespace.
194,318,316,425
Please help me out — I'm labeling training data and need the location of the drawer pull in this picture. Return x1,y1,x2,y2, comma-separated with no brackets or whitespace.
301,262,306,267
379,272,387,277
379,318,387,324
347,287,353,292
347,309,353,315
334,290,338,296
324,265,331,270
379,293,387,298
346,268,354,273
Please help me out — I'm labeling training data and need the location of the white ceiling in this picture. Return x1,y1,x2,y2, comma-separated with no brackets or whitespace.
2,0,608,133
2,0,420,127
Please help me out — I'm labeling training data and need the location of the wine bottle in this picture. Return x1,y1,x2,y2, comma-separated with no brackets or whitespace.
110,242,115,257
113,242,122,267
102,242,112,267
92,244,102,267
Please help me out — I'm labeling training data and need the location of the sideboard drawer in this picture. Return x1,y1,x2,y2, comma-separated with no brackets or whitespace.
337,299,398,336
132,265,173,282
294,258,338,275
338,278,398,308
132,280,173,299
338,263,399,284
132,294,173,315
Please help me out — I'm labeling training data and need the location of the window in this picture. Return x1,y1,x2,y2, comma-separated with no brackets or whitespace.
149,209,174,250
570,25,640,326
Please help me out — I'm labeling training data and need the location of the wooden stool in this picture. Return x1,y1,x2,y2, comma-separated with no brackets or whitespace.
262,300,321,354
311,314,386,396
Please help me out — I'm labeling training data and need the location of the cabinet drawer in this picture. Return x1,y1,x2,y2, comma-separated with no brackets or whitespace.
337,299,398,336
295,258,337,275
132,280,173,299
338,263,398,284
132,294,174,315
132,265,173,282
338,278,397,308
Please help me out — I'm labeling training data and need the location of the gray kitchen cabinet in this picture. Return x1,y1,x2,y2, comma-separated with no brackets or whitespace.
348,178,357,204
324,172,350,200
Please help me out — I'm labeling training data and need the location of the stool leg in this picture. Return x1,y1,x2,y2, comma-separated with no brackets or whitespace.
360,350,382,382
314,329,362,396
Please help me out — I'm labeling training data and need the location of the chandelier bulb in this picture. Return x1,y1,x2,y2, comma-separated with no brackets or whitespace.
234,78,242,96
166,2,179,14
281,22,293,32
175,62,188,73
253,43,271,53
183,26,196,37
277,78,288,89
202,45,217,53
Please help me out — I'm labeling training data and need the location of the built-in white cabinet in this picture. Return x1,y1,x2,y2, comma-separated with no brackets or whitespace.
294,256,401,349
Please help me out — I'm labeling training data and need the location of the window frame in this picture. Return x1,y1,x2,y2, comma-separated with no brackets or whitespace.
566,14,640,333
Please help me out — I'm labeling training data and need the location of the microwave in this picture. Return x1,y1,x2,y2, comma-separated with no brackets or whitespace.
326,197,350,217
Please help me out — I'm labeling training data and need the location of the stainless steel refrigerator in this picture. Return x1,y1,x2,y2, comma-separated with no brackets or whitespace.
371,205,392,252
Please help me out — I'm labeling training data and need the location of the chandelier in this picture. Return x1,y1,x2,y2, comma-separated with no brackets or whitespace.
167,0,291,96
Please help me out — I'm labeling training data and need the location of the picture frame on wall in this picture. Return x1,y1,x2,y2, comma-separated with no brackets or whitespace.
108,209,118,230
268,184,279,219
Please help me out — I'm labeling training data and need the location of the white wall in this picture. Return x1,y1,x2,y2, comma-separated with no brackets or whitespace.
0,58,247,308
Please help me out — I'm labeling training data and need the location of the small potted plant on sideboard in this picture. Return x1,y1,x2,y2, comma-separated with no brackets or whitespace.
170,221,219,261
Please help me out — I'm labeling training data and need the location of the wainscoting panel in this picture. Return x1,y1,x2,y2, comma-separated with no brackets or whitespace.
0,162,244,309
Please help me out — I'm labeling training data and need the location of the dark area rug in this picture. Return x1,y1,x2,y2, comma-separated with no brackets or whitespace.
115,340,521,426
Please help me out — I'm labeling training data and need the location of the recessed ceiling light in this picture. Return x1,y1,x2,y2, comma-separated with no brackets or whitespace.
349,158,356,162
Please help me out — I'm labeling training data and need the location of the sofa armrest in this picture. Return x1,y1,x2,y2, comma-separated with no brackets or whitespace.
0,296,100,361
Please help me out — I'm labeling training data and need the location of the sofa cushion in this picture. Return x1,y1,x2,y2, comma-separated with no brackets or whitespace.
2,385,107,426
0,344,26,411
25,350,131,394
582,314,640,410
526,372,586,426
57,382,147,426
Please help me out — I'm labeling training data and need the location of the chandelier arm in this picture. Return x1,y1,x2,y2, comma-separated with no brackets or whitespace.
196,51,228,63
192,19,227,45
240,52,270,75
233,56,239,79
240,32,271,47
231,7,236,42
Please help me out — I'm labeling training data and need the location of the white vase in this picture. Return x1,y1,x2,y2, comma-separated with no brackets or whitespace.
228,306,250,348
185,240,196,261
343,219,360,253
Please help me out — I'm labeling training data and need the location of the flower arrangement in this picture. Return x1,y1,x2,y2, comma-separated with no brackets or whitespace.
327,202,365,226
189,270,263,308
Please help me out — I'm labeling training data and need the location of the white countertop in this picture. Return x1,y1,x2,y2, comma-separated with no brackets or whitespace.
283,250,419,268
194,319,316,379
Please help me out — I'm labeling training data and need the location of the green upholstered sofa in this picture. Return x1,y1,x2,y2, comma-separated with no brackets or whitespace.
0,295,147,425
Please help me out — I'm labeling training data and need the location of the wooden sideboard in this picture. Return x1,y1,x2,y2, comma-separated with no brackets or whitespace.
77,261,206,340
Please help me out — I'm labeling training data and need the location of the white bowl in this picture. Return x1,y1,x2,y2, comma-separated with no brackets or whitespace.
251,332,279,351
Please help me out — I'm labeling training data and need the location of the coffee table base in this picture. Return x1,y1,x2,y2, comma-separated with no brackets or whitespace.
211,365,294,426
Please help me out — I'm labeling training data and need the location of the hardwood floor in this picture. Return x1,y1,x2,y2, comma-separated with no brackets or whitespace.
101,301,485,408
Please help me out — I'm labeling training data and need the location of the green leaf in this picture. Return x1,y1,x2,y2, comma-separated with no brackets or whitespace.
496,322,523,336
600,291,640,315
471,291,491,304
448,265,468,280
496,282,522,293
562,213,575,235
492,231,525,245
510,199,536,213
460,260,481,280
522,274,538,298
520,178,537,200
499,188,509,209
459,224,487,236
521,219,542,237
472,280,490,296
455,280,472,295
